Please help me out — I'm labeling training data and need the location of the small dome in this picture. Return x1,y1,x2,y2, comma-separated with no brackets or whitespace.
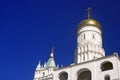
78,19,101,30
46,58,56,68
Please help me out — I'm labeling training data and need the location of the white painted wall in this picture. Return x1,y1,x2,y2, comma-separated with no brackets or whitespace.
54,55,120,80
75,26,105,64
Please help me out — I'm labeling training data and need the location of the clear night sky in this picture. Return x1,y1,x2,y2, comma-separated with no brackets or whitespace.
0,0,120,80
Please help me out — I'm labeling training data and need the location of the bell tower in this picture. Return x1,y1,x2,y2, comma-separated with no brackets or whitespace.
75,8,105,64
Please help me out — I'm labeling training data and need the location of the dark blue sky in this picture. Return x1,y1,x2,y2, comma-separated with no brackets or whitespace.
0,0,120,80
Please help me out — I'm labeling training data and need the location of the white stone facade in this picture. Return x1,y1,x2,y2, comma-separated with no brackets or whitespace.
54,54,120,80
34,49,56,80
33,10,120,80
75,26,105,64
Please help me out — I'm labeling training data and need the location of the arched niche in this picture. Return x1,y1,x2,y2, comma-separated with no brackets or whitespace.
77,68,91,80
59,71,68,80
105,75,110,80
101,61,113,71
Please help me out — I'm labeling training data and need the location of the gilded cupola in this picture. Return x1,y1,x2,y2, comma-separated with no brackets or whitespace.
77,8,102,35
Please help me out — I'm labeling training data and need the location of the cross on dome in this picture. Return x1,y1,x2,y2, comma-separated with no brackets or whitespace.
87,8,91,19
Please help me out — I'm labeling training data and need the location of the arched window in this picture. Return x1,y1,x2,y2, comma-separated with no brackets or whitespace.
77,71,91,80
59,72,68,80
83,54,85,61
105,75,110,80
84,34,85,39
93,34,94,39
43,72,45,76
92,34,96,39
101,61,113,71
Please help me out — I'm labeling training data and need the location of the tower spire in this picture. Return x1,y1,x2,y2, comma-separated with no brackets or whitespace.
52,47,54,53
50,47,54,58
87,8,91,19
36,60,41,70
46,47,56,68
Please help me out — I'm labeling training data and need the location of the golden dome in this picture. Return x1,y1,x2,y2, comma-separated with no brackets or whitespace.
78,19,101,30
77,8,102,35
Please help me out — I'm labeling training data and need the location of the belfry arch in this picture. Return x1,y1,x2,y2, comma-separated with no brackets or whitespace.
59,71,68,80
101,61,113,71
77,68,91,80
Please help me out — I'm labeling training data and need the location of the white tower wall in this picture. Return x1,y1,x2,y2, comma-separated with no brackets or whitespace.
75,26,105,64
